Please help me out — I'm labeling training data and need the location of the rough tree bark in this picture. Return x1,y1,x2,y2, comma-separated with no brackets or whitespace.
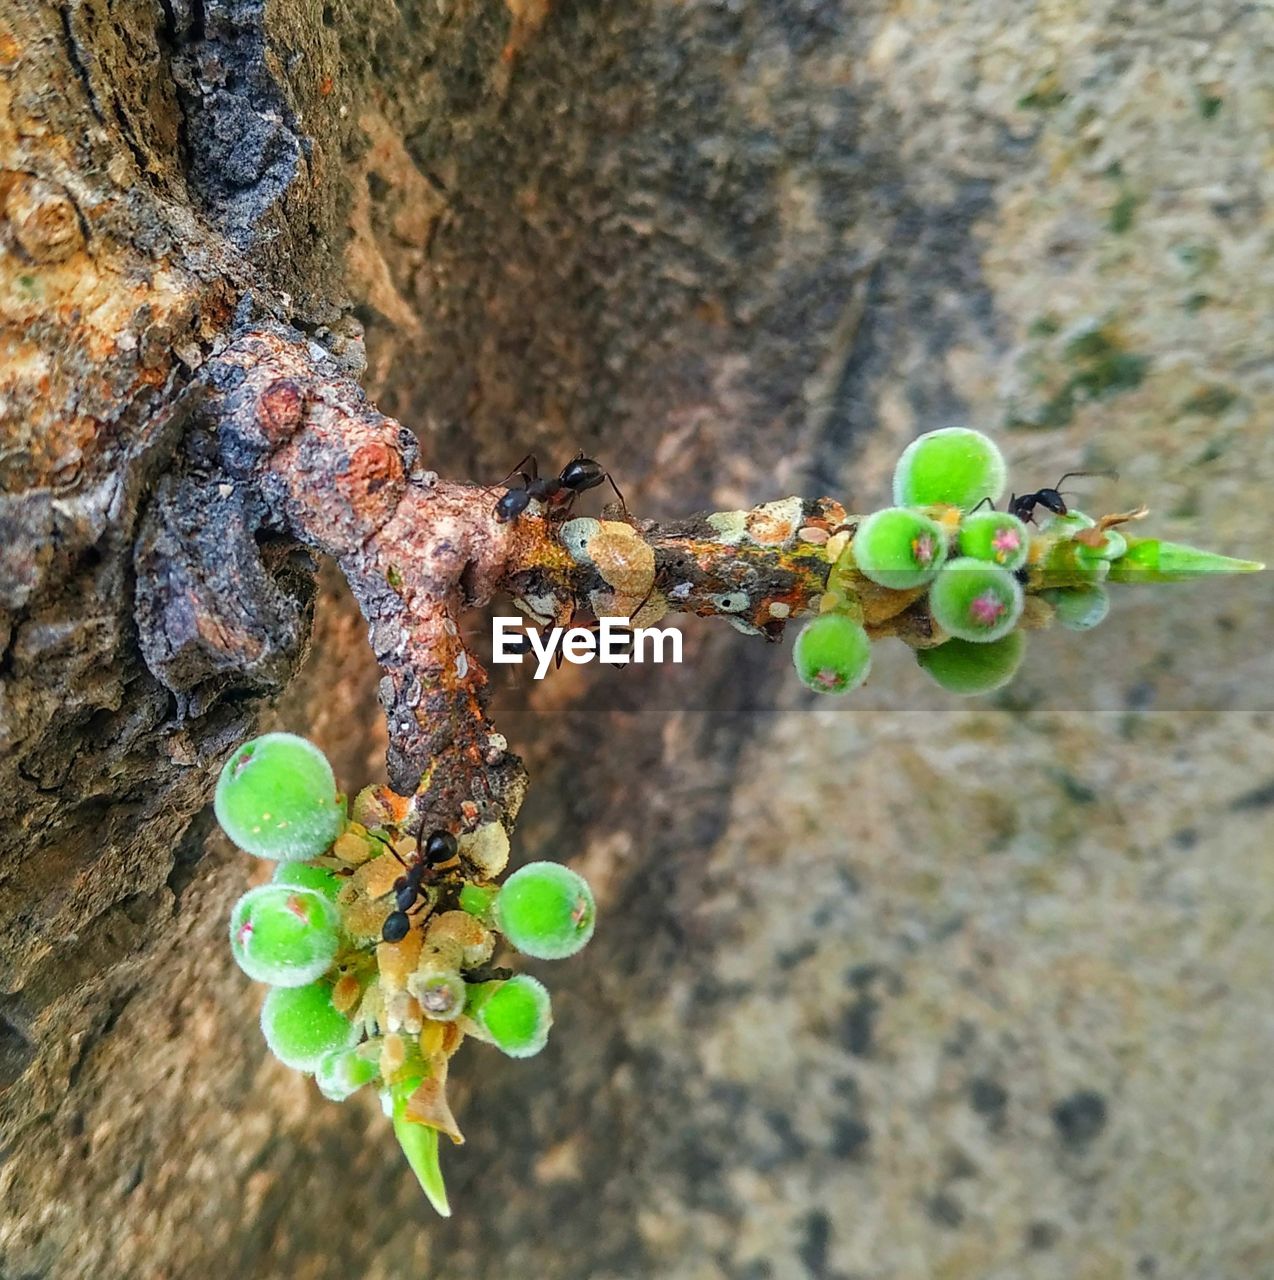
4,3,1274,1279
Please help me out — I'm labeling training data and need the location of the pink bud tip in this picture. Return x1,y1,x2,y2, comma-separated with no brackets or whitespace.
969,591,1007,626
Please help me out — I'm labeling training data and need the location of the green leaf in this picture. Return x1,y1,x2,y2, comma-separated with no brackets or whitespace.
1108,536,1264,583
389,1078,451,1217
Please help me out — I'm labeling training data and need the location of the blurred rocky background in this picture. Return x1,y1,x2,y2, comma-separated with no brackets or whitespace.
2,1,1272,1278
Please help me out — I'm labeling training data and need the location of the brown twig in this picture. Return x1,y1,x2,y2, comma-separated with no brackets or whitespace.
181,327,848,832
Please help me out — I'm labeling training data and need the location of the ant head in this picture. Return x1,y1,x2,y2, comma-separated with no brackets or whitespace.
495,488,532,523
422,829,459,863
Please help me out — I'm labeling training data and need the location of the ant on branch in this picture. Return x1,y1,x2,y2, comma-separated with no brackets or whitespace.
972,471,1117,525
493,451,626,524
380,828,459,942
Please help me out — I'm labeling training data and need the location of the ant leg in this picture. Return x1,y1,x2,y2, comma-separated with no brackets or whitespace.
625,582,655,625
603,471,628,513
969,496,996,513
501,453,539,486
485,453,539,496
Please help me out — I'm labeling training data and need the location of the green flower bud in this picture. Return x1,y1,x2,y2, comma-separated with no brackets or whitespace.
1107,537,1265,583
851,508,949,588
408,969,468,1022
214,733,345,862
493,862,596,960
389,1076,451,1217
315,1046,381,1101
928,558,1023,642
893,428,1007,511
1041,584,1110,631
1039,537,1111,586
260,980,358,1072
792,614,872,695
230,885,341,986
271,861,343,901
1039,509,1095,536
472,975,552,1059
458,882,498,920
916,632,1026,695
957,511,1029,570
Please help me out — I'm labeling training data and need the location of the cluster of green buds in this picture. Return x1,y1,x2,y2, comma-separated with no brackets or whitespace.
213,732,597,1216
794,427,1263,697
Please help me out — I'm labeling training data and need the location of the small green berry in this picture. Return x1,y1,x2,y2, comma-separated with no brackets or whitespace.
928,557,1023,642
260,980,358,1072
851,508,949,588
493,862,596,960
916,632,1026,695
271,861,343,901
230,885,341,986
1042,584,1111,631
214,733,345,861
957,511,1029,571
315,1046,381,1101
473,975,552,1059
893,428,1007,511
792,614,872,695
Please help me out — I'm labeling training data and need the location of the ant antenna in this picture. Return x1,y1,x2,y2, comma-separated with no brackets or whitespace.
1055,469,1118,492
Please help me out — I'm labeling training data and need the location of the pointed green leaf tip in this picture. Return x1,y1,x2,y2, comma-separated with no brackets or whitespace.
1108,536,1264,583
390,1077,451,1217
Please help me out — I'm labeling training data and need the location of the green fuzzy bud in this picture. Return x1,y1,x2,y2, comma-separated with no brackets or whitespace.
230,885,341,986
315,1046,381,1101
1107,537,1265,583
893,428,1007,511
473,974,553,1059
928,558,1023,642
271,861,343,901
493,862,596,960
851,507,949,588
916,632,1026,695
1039,538,1111,586
260,980,358,1072
458,882,498,920
214,733,345,862
389,1076,450,1217
1041,584,1111,631
1042,510,1127,570
1039,509,1096,536
792,614,872,695
409,970,468,1022
957,511,1029,571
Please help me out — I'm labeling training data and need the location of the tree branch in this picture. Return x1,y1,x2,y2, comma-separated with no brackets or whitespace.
146,324,1236,837
142,327,853,832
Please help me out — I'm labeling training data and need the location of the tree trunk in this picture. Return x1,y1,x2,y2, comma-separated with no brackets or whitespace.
4,2,1273,1278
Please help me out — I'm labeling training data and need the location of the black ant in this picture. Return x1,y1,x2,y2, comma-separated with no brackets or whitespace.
972,471,1115,524
380,828,458,943
493,451,626,523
